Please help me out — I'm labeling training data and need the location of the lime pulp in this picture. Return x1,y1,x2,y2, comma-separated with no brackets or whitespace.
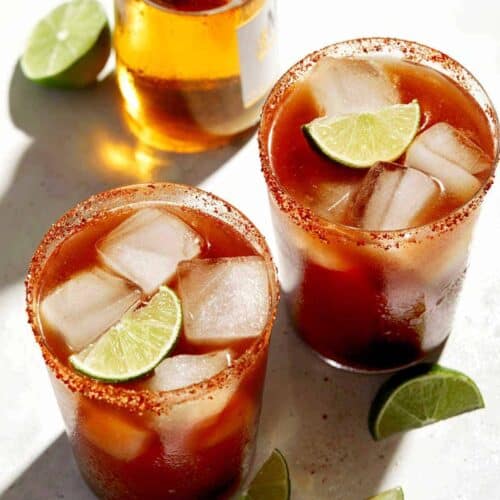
303,101,421,168
70,286,182,383
367,486,404,500
21,0,110,88
240,449,290,500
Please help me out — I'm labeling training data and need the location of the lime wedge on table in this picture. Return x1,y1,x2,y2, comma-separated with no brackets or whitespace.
21,0,111,88
369,364,484,440
367,486,404,500
304,101,420,168
240,449,290,500
70,286,182,383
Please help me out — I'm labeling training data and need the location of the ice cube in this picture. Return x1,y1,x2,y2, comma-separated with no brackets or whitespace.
308,180,358,223
40,267,141,352
97,208,202,295
410,122,491,174
177,257,270,345
405,123,484,201
351,162,439,230
152,382,237,443
147,350,232,392
150,350,241,451
79,398,153,462
304,58,399,117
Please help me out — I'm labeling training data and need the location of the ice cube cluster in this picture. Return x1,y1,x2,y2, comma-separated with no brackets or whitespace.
41,207,270,393
302,58,491,230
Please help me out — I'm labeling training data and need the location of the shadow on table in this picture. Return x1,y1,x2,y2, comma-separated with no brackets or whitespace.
3,300,418,500
256,299,403,499
2,434,95,500
2,298,446,499
2,63,254,288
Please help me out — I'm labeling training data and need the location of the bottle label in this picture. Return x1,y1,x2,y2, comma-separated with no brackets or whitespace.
237,0,278,108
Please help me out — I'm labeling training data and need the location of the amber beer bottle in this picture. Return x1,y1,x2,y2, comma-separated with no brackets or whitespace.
114,0,278,152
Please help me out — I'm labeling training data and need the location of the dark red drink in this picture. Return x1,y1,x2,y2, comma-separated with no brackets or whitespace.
26,184,279,499
259,39,498,372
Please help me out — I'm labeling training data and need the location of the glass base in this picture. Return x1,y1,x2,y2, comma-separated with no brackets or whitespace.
298,331,448,375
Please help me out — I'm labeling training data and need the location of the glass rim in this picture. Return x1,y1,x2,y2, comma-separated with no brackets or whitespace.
258,37,500,248
142,0,248,16
25,182,280,414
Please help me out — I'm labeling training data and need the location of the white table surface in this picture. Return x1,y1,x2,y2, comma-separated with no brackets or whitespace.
1,1,500,499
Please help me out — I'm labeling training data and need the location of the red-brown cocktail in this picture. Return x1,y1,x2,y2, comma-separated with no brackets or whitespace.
259,38,498,372
26,183,279,499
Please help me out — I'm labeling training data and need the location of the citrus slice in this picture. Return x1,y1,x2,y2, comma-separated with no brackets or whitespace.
369,364,484,440
367,486,404,500
21,0,111,88
70,286,182,382
240,449,290,500
303,100,420,168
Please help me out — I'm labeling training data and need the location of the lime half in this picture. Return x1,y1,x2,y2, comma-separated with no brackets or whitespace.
367,487,404,500
370,364,484,440
304,101,420,168
21,0,111,88
240,449,290,500
70,286,182,383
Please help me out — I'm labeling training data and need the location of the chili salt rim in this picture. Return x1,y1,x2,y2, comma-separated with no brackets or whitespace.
258,37,499,249
25,183,280,415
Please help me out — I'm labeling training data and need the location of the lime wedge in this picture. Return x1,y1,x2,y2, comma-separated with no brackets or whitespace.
369,364,484,440
70,286,182,382
304,101,420,168
367,486,404,500
240,449,290,500
21,0,111,88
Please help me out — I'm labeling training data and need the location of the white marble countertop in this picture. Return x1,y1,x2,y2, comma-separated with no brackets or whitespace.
1,1,500,499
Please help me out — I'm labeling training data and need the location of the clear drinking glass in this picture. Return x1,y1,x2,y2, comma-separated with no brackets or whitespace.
26,183,279,499
259,38,499,373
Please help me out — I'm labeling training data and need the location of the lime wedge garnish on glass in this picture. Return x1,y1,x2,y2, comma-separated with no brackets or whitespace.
70,286,182,383
303,100,420,168
240,449,290,500
367,486,404,500
369,364,484,440
21,0,111,88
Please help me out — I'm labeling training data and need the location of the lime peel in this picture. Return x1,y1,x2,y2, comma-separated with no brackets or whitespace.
367,486,404,500
304,100,421,168
240,449,290,500
70,286,182,383
369,364,484,440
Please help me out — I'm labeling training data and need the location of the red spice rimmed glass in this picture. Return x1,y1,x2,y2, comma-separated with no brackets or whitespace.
26,183,280,499
259,38,499,373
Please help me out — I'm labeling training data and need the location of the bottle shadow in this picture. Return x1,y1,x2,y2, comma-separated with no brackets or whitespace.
256,299,403,499
3,63,255,289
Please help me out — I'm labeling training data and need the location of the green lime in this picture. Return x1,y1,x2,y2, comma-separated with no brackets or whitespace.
21,0,111,88
369,364,484,440
303,100,420,168
367,486,404,500
70,286,182,382
240,449,290,500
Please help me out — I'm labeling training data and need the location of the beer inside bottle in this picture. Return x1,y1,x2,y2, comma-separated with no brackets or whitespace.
114,0,277,152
